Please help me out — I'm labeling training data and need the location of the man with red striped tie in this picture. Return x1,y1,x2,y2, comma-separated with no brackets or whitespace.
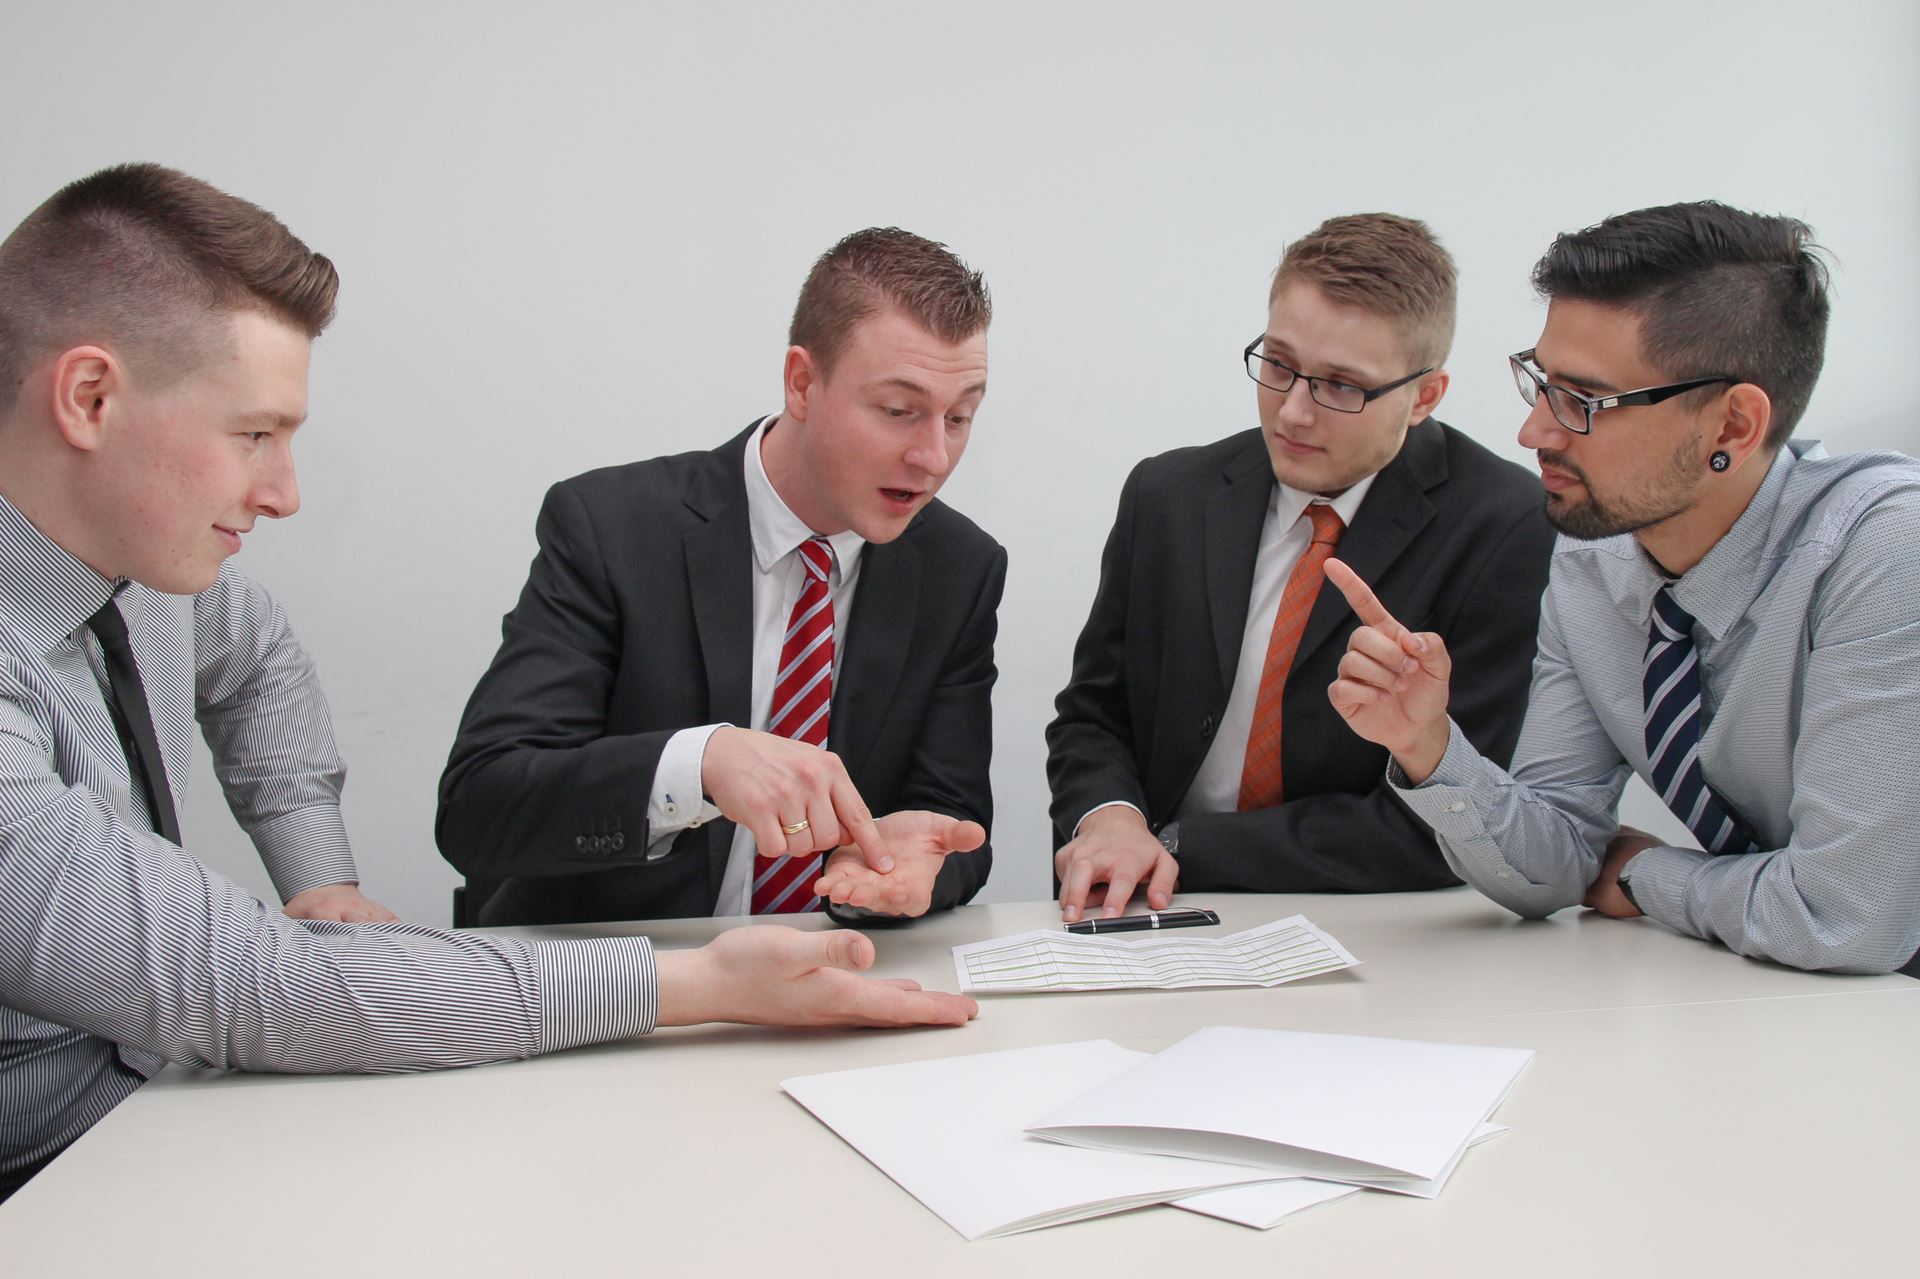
438,228,1004,928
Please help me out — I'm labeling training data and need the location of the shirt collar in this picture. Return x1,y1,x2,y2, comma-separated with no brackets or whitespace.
1271,471,1378,532
0,490,120,657
741,415,866,582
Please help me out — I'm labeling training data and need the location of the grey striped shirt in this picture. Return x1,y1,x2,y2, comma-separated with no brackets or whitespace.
0,494,657,1192
1395,441,1920,974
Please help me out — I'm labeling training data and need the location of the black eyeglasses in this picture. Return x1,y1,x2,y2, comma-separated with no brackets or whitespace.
1509,349,1734,436
1243,340,1432,414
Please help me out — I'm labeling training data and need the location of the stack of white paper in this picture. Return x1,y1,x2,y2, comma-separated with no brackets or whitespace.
781,1040,1290,1239
781,1027,1531,1241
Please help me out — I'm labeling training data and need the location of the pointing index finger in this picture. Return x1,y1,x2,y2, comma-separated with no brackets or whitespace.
1324,557,1406,637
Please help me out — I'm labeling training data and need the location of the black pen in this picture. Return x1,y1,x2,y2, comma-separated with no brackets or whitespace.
1064,908,1221,935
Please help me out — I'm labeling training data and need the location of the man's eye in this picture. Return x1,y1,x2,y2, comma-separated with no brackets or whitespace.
884,407,911,418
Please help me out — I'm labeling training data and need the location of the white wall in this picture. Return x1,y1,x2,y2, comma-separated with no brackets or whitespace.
3,1,1915,922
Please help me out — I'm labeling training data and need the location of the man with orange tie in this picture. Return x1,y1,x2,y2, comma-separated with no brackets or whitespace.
438,228,1004,926
1046,213,1554,921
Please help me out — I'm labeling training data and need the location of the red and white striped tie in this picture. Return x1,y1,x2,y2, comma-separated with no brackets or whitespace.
752,536,835,913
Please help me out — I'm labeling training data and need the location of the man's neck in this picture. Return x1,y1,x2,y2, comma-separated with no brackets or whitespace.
756,415,845,537
1635,452,1772,577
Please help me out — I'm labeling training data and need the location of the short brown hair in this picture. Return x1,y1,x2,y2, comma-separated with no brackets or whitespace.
0,162,338,415
1270,213,1457,368
788,227,991,377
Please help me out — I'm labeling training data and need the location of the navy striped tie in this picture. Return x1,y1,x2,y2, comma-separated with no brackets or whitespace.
1643,588,1758,856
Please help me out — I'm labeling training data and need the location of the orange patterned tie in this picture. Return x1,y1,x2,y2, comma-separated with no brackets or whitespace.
1237,503,1345,811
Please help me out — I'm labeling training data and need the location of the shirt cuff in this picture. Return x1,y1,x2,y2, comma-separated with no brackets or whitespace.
1073,800,1146,839
648,725,727,858
530,935,659,1053
252,804,361,902
1385,720,1534,892
1618,843,1711,935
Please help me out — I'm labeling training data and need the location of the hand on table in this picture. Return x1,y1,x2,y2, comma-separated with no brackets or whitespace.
1054,804,1178,923
1583,825,1658,918
283,883,400,924
1323,558,1455,783
814,810,986,917
654,925,979,1028
701,726,893,871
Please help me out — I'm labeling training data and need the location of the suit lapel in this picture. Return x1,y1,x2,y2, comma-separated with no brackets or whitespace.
1204,435,1278,695
833,533,922,781
683,428,758,902
1293,422,1445,671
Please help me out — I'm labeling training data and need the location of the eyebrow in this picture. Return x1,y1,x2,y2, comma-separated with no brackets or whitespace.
871,377,989,399
1260,339,1374,384
1532,350,1622,395
238,410,306,429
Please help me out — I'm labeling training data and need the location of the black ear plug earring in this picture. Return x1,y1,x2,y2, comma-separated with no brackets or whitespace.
1710,451,1731,472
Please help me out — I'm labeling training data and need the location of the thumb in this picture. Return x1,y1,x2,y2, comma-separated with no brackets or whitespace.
944,819,987,853
817,929,876,973
1402,629,1450,679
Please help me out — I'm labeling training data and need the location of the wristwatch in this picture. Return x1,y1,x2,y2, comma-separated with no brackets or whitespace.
1157,821,1180,858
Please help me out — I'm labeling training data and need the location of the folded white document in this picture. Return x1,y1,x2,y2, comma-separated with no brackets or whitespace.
781,1040,1299,1240
1028,1026,1533,1184
1172,1178,1361,1229
952,915,1359,993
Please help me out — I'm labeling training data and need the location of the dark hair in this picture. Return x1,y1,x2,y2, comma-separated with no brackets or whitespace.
1272,213,1457,367
788,227,991,377
1531,201,1829,449
0,162,338,414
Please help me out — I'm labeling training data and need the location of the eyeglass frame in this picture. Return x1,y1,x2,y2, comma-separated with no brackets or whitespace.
1509,348,1735,436
1242,340,1433,414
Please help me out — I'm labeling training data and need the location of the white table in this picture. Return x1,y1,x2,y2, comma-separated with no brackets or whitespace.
2,891,1913,1276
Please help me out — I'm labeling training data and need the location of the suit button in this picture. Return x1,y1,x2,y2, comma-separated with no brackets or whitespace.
610,833,625,852
575,835,587,849
1201,715,1215,738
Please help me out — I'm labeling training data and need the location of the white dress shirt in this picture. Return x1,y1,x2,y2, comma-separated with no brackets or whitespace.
1078,472,1375,834
646,416,867,914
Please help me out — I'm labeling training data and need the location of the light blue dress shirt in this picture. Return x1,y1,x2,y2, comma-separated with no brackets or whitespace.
1393,441,1920,974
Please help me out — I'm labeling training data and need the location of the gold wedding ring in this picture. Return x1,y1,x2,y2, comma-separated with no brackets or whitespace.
781,819,811,835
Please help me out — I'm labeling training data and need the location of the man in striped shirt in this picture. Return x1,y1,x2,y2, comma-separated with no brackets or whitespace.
0,164,977,1201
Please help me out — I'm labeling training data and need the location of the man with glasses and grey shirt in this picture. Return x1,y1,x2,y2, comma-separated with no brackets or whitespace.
1327,201,1920,975
1047,214,1553,922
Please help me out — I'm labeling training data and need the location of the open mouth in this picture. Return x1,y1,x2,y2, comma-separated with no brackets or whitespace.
881,488,922,506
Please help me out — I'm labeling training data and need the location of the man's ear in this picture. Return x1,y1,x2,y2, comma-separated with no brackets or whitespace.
1710,382,1773,473
49,345,120,451
782,345,819,423
1406,368,1450,427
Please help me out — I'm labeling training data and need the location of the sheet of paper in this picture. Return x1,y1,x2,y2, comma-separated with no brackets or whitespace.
1172,1178,1360,1229
1029,1026,1533,1182
952,915,1359,993
781,1040,1299,1240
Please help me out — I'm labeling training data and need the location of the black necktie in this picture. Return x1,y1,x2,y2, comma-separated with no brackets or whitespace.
86,597,181,844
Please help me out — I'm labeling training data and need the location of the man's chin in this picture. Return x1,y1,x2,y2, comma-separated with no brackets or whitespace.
1543,493,1625,541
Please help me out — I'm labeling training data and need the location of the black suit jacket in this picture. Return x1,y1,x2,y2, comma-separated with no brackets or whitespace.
438,424,1006,925
1046,421,1552,892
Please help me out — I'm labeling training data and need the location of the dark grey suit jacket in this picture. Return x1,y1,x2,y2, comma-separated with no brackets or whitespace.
438,424,1006,924
1046,421,1553,893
